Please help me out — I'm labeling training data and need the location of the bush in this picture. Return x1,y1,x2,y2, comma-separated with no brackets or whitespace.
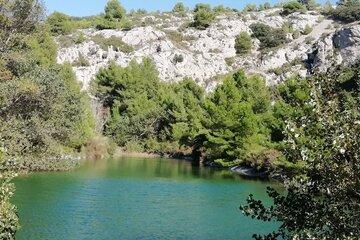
193,9,215,30
213,5,231,13
302,24,313,35
95,17,120,30
46,12,73,35
241,65,360,240
92,59,206,153
282,1,306,15
250,23,287,49
91,35,134,53
194,3,212,12
243,4,257,12
235,32,252,55
225,57,235,66
172,2,186,13
0,152,19,240
73,53,90,67
173,54,184,63
75,32,86,44
264,2,272,9
104,0,126,21
330,0,360,22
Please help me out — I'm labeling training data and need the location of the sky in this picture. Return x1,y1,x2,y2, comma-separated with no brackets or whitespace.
43,0,335,17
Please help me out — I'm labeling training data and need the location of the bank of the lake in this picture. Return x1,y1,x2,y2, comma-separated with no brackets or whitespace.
14,157,280,240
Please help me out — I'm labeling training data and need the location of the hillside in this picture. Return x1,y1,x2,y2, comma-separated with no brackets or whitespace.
56,8,360,91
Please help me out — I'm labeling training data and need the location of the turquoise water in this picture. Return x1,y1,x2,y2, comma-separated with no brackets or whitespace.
14,157,279,240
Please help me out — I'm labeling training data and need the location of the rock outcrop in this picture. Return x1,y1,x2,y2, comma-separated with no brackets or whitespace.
56,9,360,91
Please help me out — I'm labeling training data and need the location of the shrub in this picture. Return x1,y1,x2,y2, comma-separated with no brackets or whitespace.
46,12,73,35
243,4,257,12
173,54,184,63
194,3,212,12
235,32,252,55
302,24,313,35
193,9,215,30
241,65,360,240
250,23,287,49
75,32,86,44
225,57,235,66
214,5,231,13
299,0,317,10
0,154,19,239
73,53,90,67
282,1,306,15
119,19,134,31
172,2,186,13
292,30,301,39
92,35,134,53
95,17,119,30
330,0,360,22
104,0,126,21
264,2,272,9
84,136,114,160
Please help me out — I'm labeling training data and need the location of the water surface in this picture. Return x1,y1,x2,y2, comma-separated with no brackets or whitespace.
14,157,279,240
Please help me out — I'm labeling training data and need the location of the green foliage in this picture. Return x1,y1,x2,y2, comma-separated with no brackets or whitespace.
92,59,206,154
194,3,212,12
0,150,19,240
95,16,120,30
73,53,90,67
250,23,287,50
282,1,306,15
46,12,73,36
330,0,360,22
213,5,231,13
302,24,313,35
173,54,184,64
0,65,94,167
299,0,317,10
243,4,257,12
235,32,252,55
192,9,215,30
91,35,134,53
74,32,86,44
225,57,235,66
200,71,274,166
172,2,186,13
104,0,126,21
24,27,58,66
0,0,44,54
264,2,272,9
241,64,360,239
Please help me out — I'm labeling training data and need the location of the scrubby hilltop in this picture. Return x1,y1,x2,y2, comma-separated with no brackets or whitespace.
55,4,360,91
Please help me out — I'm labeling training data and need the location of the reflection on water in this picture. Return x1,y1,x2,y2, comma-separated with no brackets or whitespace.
14,157,279,240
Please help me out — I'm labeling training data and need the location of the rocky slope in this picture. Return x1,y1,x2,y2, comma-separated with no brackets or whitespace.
56,8,360,91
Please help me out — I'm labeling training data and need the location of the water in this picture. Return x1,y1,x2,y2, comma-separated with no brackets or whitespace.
14,157,279,240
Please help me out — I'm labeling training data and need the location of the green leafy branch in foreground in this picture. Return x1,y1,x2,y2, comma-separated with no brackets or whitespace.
0,149,19,240
241,64,360,239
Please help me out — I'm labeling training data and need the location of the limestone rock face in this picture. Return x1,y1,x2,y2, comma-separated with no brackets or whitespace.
56,9,360,91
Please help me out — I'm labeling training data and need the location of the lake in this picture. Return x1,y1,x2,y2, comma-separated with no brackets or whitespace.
14,157,279,240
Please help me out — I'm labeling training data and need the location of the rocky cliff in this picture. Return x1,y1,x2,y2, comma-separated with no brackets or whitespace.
56,8,360,91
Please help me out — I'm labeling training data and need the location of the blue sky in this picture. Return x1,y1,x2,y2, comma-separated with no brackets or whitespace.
43,0,334,17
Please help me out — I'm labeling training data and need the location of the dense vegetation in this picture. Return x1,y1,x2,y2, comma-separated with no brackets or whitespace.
93,58,312,172
328,0,360,22
1,0,360,239
235,32,252,55
0,0,96,237
241,64,360,239
249,23,288,50
192,3,216,30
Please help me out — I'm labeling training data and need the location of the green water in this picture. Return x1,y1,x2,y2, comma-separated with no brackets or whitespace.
14,157,279,240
